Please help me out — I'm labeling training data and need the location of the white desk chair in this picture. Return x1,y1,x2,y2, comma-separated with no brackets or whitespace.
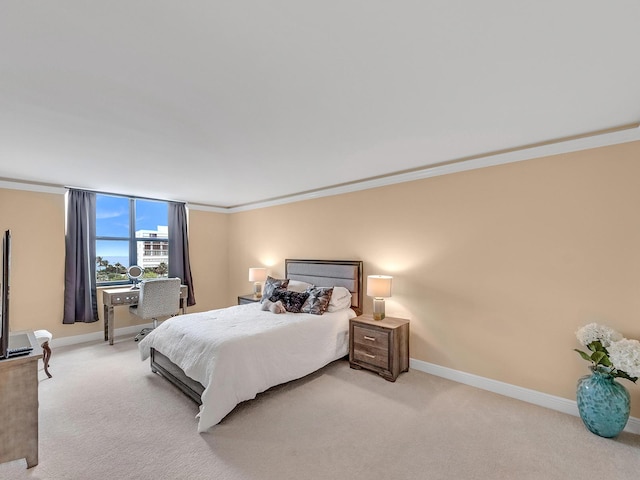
130,278,181,342
34,329,53,378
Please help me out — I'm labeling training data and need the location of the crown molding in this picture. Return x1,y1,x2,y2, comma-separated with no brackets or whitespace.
225,123,640,213
0,178,66,195
3,124,639,212
185,203,229,213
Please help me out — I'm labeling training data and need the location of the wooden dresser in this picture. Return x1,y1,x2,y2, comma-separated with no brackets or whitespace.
0,331,42,468
349,315,409,382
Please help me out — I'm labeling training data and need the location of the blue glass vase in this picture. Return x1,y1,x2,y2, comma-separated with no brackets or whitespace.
576,368,630,438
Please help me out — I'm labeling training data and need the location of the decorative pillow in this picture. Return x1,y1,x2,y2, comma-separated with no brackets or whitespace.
261,299,286,314
327,286,353,312
269,288,309,313
287,279,314,293
261,276,290,303
301,286,334,315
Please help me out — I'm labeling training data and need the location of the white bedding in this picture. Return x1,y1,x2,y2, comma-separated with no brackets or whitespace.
138,302,355,432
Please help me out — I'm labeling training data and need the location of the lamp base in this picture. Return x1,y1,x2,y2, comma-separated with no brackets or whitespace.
372,297,385,321
253,282,263,298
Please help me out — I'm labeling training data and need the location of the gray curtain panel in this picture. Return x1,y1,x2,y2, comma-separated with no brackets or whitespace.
63,189,98,323
168,202,196,307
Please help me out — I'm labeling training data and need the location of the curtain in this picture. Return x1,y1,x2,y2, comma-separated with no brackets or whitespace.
63,189,98,323
168,202,196,307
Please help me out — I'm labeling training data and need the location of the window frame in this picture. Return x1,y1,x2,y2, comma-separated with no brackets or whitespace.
95,193,170,287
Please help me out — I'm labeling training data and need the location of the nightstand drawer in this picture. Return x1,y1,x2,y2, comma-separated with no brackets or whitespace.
352,346,389,369
352,325,390,353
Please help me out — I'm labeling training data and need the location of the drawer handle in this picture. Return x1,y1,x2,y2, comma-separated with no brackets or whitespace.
364,353,376,359
363,336,376,341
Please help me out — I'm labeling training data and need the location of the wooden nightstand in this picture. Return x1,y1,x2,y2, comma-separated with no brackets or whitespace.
237,294,261,305
349,315,409,382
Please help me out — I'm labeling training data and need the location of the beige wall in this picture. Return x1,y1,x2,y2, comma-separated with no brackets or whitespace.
2,140,640,415
187,208,229,313
228,141,640,416
0,189,68,337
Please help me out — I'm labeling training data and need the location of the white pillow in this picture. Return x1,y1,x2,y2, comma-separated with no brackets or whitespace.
331,286,351,301
327,286,352,312
287,279,313,293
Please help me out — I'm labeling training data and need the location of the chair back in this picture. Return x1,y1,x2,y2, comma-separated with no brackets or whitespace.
134,278,181,320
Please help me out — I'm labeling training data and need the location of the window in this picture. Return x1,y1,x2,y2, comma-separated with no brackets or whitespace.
95,194,169,285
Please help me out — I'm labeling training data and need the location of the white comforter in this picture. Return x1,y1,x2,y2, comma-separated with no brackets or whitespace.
138,303,354,432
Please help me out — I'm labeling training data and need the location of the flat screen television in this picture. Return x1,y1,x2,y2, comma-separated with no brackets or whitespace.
0,229,11,359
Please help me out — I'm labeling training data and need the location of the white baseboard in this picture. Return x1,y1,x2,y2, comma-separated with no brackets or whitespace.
410,358,640,436
50,323,153,348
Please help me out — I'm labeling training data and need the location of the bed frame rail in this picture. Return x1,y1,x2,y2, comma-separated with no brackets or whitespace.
151,348,204,405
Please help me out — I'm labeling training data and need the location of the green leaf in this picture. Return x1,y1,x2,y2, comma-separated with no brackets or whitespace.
599,355,612,367
591,351,606,365
574,349,593,362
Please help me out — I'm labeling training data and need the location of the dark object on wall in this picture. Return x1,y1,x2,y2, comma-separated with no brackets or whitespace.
0,229,10,359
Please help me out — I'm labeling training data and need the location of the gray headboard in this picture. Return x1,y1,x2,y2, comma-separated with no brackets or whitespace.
285,259,363,315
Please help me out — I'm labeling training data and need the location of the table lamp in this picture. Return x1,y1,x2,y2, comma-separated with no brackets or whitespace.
367,275,392,320
248,267,267,298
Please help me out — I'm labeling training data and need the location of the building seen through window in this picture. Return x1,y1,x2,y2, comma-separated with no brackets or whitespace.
96,194,170,285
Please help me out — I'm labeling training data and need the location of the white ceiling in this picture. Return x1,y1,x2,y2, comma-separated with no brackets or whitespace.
1,1,639,208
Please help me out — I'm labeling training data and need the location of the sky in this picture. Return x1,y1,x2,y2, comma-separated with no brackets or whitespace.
96,195,168,259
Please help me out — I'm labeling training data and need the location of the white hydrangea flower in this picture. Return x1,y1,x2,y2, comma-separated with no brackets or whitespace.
608,339,640,378
575,323,623,347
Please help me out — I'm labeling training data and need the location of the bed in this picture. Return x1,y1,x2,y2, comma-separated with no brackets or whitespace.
138,259,363,432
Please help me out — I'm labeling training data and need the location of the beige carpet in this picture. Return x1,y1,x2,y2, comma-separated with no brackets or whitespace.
2,336,640,480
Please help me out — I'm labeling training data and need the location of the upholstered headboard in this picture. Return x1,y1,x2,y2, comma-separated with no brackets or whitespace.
285,259,363,315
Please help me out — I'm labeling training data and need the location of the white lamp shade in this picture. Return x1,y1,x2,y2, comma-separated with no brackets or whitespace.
367,275,392,298
248,267,267,282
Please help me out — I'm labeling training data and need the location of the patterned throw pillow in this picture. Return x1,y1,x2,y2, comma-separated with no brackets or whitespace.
269,288,309,313
261,276,290,303
301,286,334,315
